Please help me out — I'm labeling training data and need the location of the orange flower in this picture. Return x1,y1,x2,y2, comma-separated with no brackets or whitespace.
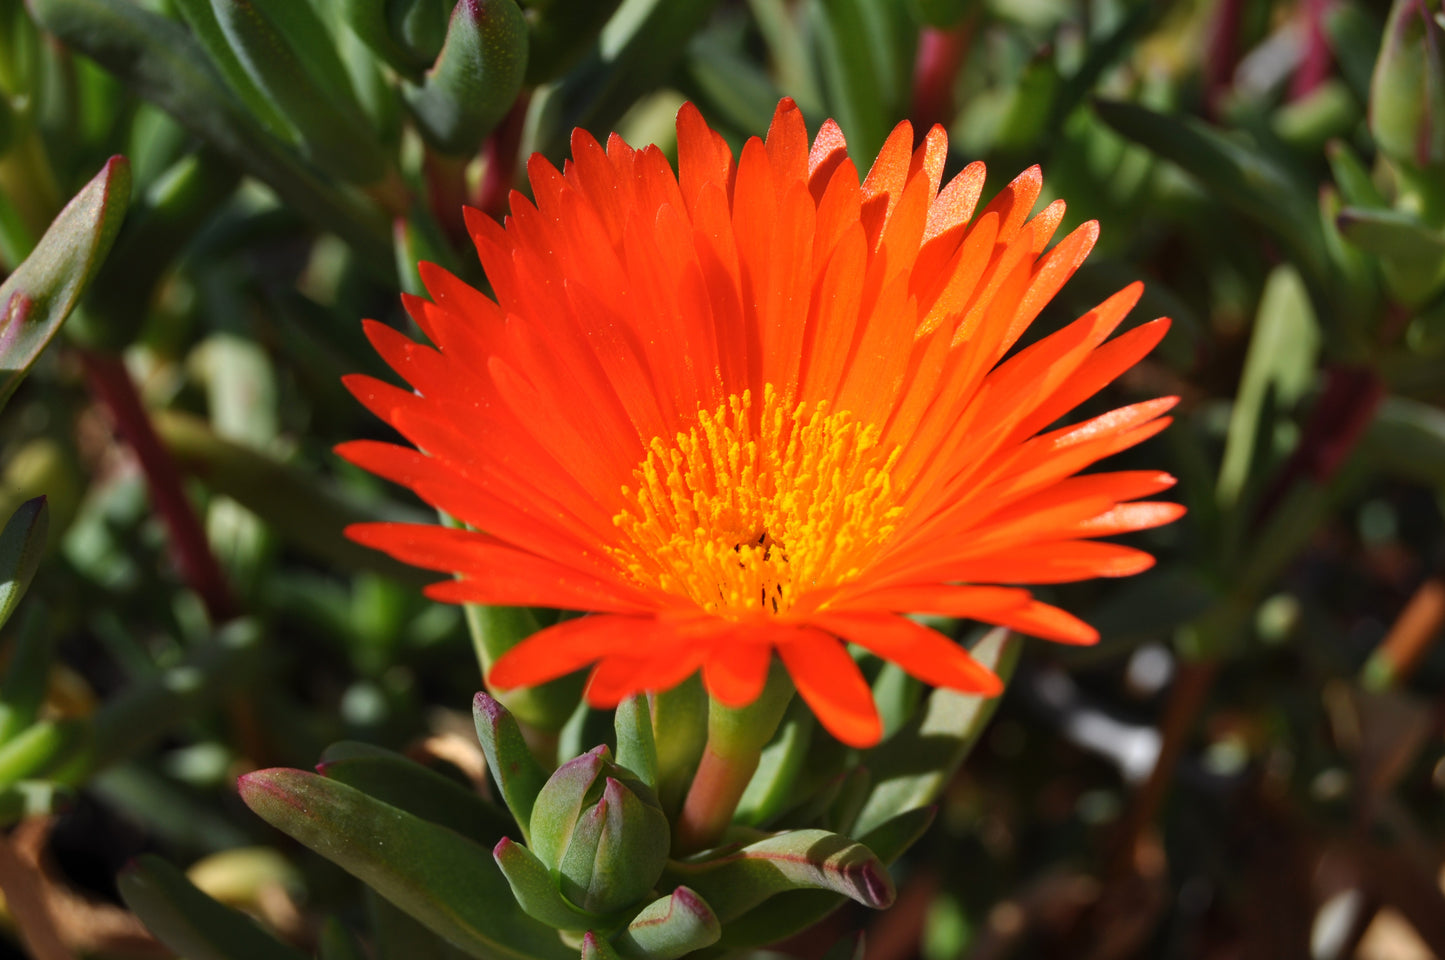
340,99,1182,748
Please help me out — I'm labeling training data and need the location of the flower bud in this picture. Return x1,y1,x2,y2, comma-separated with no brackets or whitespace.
529,745,670,915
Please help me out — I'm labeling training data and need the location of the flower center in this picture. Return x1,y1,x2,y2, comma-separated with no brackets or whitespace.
613,384,904,618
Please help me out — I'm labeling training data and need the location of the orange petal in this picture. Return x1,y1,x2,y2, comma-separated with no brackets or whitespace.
824,584,1031,617
586,646,710,708
701,641,774,708
777,628,881,747
984,600,1098,645
348,522,649,612
811,613,1004,695
488,614,659,689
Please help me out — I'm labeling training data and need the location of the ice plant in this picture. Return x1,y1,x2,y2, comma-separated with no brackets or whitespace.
340,98,1182,751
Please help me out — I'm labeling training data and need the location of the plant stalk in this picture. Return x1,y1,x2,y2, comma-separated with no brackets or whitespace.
79,349,236,622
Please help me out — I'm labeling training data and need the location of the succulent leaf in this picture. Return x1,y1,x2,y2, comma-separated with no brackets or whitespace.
734,706,812,827
205,0,389,183
853,628,1017,836
118,854,308,960
580,931,625,960
588,777,671,913
664,827,895,922
27,0,392,266
339,0,431,78
402,0,528,156
1371,0,1445,170
473,690,551,843
493,836,604,931
710,806,935,950
0,155,128,411
614,695,659,792
317,741,515,846
0,497,47,634
613,887,721,960
531,744,609,868
239,768,570,959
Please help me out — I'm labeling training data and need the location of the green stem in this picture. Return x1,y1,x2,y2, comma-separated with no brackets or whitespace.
674,661,793,854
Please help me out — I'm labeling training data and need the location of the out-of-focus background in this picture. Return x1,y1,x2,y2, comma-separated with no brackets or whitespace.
0,0,1442,957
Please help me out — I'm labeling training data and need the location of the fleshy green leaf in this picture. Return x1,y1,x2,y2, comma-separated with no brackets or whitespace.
339,0,432,79
1326,140,1387,210
171,0,298,142
493,836,602,930
367,889,475,960
391,0,451,64
531,745,608,868
205,0,389,184
474,690,551,843
1370,0,1445,169
853,628,1017,836
734,705,812,827
663,828,895,921
711,806,934,950
72,147,240,350
117,854,307,960
614,695,658,791
0,156,128,410
1093,98,1330,286
581,931,625,960
239,768,570,959
1338,206,1445,259
1216,265,1321,508
613,887,721,960
810,0,914,160
0,497,47,633
28,0,392,267
403,0,528,156
650,674,707,817
524,0,623,84
0,607,54,745
461,603,584,732
317,741,515,846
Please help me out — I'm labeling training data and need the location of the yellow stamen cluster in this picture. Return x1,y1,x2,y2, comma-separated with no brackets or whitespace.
614,384,903,617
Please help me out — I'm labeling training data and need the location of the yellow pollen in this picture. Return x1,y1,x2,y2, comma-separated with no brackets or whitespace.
613,384,904,618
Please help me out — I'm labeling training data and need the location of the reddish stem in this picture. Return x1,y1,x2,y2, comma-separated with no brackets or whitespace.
79,349,236,622
474,93,531,221
1255,365,1384,523
1289,0,1333,102
1204,0,1245,118
911,24,973,133
423,150,472,251
674,744,758,854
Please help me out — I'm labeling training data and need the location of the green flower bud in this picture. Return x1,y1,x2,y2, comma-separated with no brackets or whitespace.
529,745,670,916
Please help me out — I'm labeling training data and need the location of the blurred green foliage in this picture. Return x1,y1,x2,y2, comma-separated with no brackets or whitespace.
0,0,1441,957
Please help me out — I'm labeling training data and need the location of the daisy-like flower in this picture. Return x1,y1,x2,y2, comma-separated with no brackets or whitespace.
340,99,1182,749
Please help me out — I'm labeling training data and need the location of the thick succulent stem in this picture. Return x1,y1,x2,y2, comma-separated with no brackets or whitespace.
674,661,793,854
